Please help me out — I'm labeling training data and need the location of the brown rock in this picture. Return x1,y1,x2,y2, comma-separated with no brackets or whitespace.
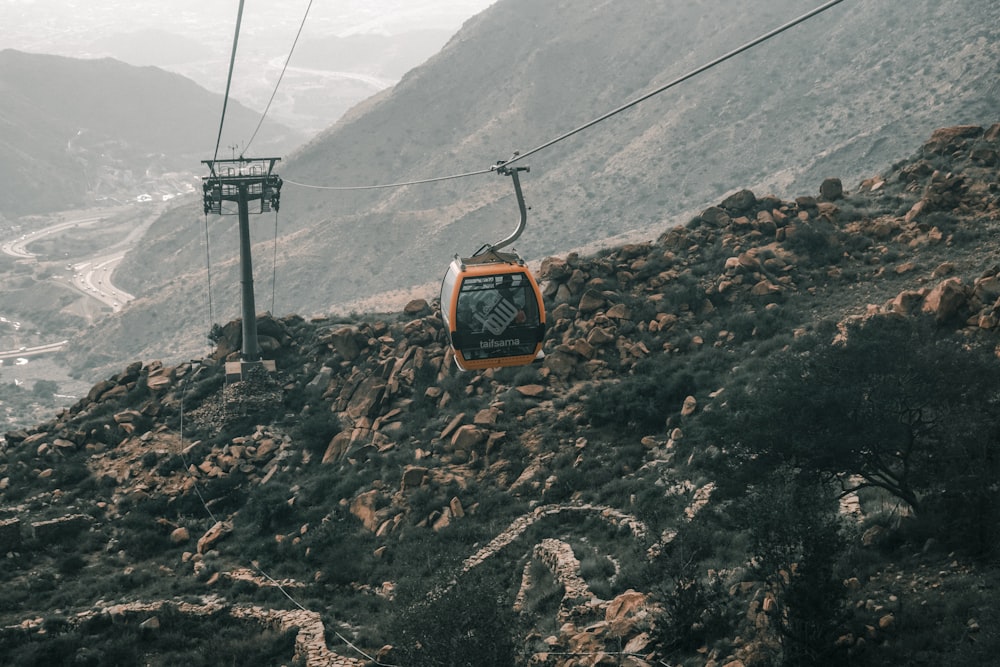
974,275,1000,303
605,303,630,320
578,289,606,313
539,256,571,281
923,125,984,155
737,252,761,272
543,350,579,378
681,395,697,417
350,490,380,532
750,279,782,298
440,413,466,440
720,189,757,213
888,289,927,316
114,409,143,424
932,262,956,278
170,527,191,545
432,509,452,532
606,589,648,636
568,338,596,359
197,520,233,554
817,201,839,220
400,466,428,491
699,205,732,227
451,424,484,451
403,299,429,315
921,277,967,322
819,177,844,201
345,378,386,420
86,380,116,403
146,375,173,393
329,326,363,360
586,327,616,346
473,407,499,426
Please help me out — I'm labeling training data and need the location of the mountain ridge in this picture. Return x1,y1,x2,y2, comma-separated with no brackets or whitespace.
0,49,305,217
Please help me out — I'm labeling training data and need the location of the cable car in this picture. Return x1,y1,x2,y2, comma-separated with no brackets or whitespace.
441,165,546,371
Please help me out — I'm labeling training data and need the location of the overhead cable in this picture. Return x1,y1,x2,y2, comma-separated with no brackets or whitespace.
285,0,848,190
284,166,495,191
243,0,314,155
503,0,848,167
212,0,246,163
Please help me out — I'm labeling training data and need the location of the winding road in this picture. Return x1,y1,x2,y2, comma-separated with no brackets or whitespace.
3,205,162,313
70,253,134,312
1,214,105,259
1,205,162,358
0,340,70,361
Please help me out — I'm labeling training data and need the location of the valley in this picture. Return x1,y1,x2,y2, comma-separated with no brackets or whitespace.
0,203,168,426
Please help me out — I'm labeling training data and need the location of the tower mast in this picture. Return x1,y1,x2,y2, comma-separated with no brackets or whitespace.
202,156,282,381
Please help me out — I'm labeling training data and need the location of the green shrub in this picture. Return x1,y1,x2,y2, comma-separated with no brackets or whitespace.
385,568,517,667
585,359,696,433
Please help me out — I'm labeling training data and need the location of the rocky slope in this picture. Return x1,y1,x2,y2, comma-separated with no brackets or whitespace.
1,125,998,665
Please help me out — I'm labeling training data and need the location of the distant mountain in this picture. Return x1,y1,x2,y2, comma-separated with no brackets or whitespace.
89,28,214,67
0,49,306,216
83,0,998,373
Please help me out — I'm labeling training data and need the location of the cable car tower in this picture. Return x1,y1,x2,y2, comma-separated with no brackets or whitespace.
202,156,282,382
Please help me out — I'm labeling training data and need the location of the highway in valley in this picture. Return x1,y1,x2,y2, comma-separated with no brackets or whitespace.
0,204,164,366
1,214,106,259
70,253,134,312
0,340,70,362
3,205,163,313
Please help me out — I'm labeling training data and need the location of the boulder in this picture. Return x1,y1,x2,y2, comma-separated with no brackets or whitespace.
328,327,364,360
450,424,485,452
578,289,606,313
539,256,571,281
819,177,844,201
922,277,967,322
720,189,757,213
403,299,429,315
699,206,732,227
515,384,546,398
196,520,233,554
86,380,116,403
351,490,380,532
606,589,650,636
400,466,429,491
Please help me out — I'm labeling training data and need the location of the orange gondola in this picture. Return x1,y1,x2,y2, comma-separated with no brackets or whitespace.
440,165,546,371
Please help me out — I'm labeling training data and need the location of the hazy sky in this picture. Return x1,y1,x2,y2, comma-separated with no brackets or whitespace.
0,0,497,130
0,1,496,83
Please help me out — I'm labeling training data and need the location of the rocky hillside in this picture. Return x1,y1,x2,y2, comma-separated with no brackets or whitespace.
1,125,999,666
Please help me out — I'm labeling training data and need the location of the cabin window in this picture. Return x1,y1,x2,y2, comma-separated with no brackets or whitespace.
457,273,538,336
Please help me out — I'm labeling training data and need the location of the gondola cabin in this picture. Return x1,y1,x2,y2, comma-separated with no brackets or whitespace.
441,251,546,371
